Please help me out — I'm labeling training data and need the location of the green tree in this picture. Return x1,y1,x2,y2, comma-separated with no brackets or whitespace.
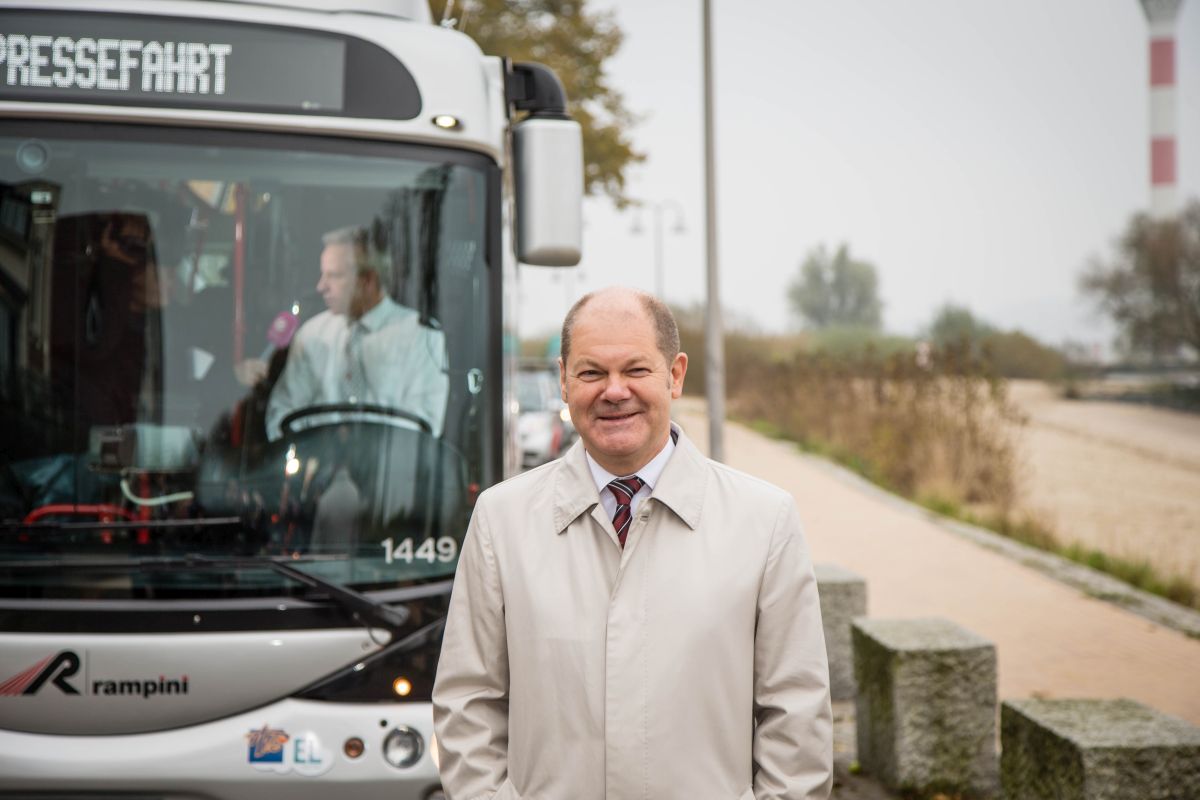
925,304,1065,380
787,244,883,330
927,303,994,347
1080,199,1200,360
429,0,644,206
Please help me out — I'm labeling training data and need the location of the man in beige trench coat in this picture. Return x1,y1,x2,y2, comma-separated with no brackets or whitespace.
432,288,832,799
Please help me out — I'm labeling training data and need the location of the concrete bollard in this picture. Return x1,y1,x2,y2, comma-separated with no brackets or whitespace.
1001,698,1200,800
853,617,998,798
814,563,867,701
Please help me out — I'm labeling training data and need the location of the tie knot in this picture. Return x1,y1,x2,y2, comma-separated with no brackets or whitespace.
608,476,644,504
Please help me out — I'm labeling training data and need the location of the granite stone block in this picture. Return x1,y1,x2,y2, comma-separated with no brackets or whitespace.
1001,698,1200,800
853,617,998,798
815,562,867,700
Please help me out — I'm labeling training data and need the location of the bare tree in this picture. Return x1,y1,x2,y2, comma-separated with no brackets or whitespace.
1080,200,1200,360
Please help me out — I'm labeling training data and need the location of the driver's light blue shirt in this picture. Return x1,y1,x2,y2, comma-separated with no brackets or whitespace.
265,296,449,439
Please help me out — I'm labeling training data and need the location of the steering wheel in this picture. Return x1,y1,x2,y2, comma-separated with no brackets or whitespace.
279,403,433,436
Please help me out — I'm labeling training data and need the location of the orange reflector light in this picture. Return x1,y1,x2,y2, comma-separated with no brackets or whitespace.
344,737,365,759
393,677,413,697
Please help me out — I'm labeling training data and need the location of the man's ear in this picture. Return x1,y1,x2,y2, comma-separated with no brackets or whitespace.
558,357,568,402
670,352,688,399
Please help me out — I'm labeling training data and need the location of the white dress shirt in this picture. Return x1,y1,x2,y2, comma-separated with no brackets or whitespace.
585,430,676,519
266,295,449,440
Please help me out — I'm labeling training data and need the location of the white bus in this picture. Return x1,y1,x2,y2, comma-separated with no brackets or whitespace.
0,1,581,797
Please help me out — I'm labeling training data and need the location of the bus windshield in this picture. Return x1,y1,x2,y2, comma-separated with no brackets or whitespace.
0,122,494,598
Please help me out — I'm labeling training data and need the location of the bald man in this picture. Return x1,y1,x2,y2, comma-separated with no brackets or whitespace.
433,287,832,799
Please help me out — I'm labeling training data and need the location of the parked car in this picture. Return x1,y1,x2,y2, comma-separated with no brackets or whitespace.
517,367,572,467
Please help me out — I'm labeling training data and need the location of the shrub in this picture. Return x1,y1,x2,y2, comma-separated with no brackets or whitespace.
678,324,1199,609
681,324,1024,521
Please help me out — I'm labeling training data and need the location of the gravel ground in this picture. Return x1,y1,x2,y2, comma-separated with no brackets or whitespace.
1007,380,1200,588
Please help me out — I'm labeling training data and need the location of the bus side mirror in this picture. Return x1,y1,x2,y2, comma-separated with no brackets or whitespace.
513,116,582,267
507,62,582,267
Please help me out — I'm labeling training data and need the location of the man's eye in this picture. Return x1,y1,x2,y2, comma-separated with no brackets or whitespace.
578,370,601,379
628,368,650,376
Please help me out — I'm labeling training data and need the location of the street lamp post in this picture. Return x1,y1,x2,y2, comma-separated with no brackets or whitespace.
702,0,725,462
631,200,685,299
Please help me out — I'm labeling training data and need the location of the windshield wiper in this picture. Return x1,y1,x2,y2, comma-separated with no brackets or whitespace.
251,557,410,634
170,554,412,636
0,551,413,636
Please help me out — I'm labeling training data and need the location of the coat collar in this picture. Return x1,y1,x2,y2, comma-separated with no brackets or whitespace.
552,421,707,534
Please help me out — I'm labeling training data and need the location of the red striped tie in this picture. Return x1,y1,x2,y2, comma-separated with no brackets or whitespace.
608,476,645,549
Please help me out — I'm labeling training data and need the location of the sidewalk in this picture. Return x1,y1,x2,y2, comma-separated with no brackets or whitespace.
673,400,1200,725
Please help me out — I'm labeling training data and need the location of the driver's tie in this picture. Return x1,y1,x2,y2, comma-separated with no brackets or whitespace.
343,321,366,403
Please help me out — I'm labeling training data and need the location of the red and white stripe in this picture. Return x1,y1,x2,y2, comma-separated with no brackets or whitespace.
1141,0,1184,219
0,655,52,696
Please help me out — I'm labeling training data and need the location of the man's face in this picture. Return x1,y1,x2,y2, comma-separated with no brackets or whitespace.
316,243,356,316
559,297,687,476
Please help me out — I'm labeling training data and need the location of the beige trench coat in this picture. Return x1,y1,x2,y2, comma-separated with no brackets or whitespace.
432,425,832,799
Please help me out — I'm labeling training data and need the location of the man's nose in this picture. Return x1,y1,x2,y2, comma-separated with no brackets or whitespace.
600,373,632,402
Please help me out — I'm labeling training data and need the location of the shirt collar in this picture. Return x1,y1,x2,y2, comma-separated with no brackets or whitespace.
354,294,396,333
553,422,705,534
583,432,675,495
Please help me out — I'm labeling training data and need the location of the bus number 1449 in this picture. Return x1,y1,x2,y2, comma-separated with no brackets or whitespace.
380,536,458,565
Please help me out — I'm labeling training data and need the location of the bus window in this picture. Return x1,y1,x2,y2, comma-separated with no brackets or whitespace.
0,123,493,595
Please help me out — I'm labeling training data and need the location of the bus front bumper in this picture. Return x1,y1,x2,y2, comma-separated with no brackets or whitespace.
0,697,443,800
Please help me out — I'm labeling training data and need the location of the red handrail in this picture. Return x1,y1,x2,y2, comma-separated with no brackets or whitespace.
23,504,136,524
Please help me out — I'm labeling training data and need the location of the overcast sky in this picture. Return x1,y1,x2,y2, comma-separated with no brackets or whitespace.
515,0,1200,350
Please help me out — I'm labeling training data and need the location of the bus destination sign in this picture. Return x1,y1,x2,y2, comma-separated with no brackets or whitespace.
0,11,348,114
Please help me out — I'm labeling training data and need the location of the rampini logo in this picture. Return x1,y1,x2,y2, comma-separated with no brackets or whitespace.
0,651,188,698
0,651,80,696
91,673,190,698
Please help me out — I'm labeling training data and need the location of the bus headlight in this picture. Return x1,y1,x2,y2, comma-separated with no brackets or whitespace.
383,725,424,769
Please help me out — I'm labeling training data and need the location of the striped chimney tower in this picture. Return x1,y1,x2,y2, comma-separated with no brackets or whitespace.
1140,0,1185,219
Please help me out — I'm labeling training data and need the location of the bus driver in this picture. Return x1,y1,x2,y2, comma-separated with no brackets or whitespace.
265,225,449,440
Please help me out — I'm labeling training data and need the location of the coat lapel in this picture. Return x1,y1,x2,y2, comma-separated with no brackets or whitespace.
646,422,707,530
552,439,602,534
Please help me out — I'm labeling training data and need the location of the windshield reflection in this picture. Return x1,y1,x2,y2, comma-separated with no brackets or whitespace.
0,125,492,595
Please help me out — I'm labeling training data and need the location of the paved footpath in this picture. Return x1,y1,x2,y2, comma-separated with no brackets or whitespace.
673,401,1200,725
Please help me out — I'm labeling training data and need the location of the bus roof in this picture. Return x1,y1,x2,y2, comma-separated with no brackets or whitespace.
0,0,505,161
208,0,433,24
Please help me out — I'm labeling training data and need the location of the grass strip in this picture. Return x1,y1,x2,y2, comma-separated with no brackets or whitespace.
744,415,1200,611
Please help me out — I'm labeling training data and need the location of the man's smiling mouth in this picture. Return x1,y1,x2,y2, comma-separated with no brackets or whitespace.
599,411,639,422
